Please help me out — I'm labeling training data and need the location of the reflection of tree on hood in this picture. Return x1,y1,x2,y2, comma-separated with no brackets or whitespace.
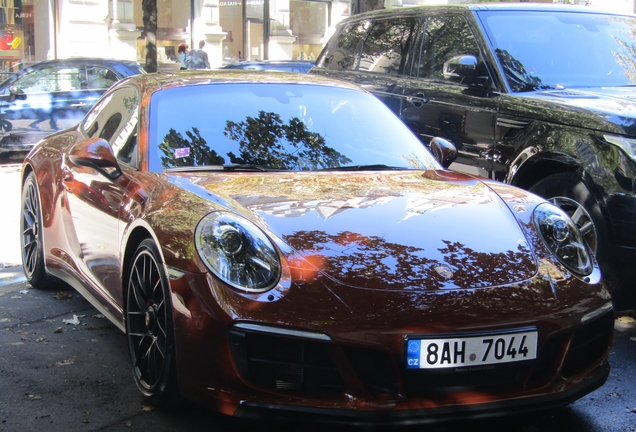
159,127,225,168
223,111,351,170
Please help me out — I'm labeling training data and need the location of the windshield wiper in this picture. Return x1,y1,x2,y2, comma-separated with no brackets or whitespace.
222,164,281,171
164,164,282,173
316,164,407,171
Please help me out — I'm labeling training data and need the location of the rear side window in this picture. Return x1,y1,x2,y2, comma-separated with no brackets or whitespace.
415,15,480,81
358,17,418,75
317,20,369,70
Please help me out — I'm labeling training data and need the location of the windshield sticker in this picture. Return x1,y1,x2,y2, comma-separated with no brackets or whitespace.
174,147,190,158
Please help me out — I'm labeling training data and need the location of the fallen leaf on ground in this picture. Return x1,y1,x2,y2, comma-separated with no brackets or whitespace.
54,291,73,300
28,394,42,401
56,358,75,366
54,327,63,333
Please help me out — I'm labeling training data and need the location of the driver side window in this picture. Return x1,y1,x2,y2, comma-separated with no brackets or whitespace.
415,15,480,82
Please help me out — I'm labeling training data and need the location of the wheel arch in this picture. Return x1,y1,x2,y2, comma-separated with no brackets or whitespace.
508,152,581,191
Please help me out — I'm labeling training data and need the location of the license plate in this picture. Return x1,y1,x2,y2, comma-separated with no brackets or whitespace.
406,330,538,369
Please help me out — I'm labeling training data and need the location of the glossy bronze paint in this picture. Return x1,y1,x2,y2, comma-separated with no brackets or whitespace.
21,72,613,422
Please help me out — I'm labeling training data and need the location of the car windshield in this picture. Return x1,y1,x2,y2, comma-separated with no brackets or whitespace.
478,10,636,92
148,83,438,172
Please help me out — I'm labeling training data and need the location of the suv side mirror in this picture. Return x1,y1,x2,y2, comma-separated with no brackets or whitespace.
443,55,490,88
443,55,478,84
428,137,457,168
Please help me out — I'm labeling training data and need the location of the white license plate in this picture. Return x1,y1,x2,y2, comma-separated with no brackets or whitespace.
406,330,538,369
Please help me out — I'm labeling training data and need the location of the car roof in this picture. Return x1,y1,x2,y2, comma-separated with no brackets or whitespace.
347,3,635,20
122,70,366,94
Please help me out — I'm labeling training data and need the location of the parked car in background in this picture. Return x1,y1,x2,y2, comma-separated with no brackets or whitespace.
219,60,315,73
311,3,636,306
0,58,144,153
21,71,613,424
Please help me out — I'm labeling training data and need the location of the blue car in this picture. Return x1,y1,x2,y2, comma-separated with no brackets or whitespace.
0,58,144,152
219,60,315,73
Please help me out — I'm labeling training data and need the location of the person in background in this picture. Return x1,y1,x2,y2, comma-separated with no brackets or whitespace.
188,40,211,69
178,43,189,70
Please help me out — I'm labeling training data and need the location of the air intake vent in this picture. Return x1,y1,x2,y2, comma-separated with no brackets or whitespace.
229,329,345,396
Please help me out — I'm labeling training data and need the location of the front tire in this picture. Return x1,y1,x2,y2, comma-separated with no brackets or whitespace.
529,172,626,302
20,172,55,288
126,239,180,406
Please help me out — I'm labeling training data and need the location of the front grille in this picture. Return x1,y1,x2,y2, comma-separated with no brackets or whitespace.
229,330,345,396
562,311,613,378
343,346,398,395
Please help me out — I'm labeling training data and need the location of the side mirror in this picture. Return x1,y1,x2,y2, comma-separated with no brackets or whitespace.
69,138,122,179
7,86,26,102
443,55,479,85
428,137,457,169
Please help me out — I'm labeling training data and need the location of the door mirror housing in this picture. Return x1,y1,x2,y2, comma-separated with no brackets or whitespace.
428,137,457,168
443,55,490,87
69,138,122,179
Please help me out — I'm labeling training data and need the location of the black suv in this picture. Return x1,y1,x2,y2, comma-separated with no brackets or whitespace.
311,4,636,304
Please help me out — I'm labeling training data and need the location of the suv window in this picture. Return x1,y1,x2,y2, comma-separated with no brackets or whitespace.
358,17,418,75
316,20,370,71
415,15,480,81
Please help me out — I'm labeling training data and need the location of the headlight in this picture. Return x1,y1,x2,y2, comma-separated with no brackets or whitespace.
602,134,636,162
195,212,281,292
533,203,593,276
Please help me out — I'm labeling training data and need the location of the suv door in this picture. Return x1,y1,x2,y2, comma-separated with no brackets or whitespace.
316,16,420,115
401,14,500,178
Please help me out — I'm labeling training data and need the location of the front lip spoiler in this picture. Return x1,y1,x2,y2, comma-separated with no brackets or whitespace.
233,364,609,426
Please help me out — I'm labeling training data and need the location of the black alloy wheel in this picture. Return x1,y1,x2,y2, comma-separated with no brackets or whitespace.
126,239,179,405
21,172,53,288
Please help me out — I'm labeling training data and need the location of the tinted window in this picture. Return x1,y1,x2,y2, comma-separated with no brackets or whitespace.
415,15,480,81
148,83,438,172
479,11,636,92
15,65,83,93
358,17,418,75
317,20,370,71
86,66,119,90
82,86,139,166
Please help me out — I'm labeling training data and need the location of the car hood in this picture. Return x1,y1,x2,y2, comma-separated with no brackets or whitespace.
511,86,636,136
172,170,538,291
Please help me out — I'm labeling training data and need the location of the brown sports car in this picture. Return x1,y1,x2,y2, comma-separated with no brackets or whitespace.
20,71,613,425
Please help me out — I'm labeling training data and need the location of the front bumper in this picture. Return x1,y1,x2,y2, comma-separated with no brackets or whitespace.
235,365,609,426
167,269,614,424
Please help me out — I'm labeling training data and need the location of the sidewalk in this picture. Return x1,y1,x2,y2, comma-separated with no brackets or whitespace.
0,163,23,267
